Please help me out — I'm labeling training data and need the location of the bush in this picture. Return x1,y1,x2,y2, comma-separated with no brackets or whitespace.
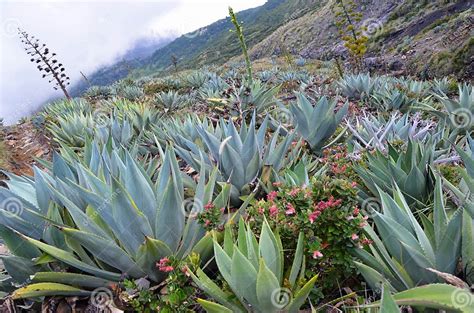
247,174,370,301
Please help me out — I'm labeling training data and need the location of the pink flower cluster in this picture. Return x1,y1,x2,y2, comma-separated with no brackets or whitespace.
309,196,342,224
157,257,174,272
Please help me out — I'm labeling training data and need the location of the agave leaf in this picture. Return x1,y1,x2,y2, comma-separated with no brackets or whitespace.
237,218,248,257
287,275,318,313
213,240,232,284
61,227,145,278
197,299,235,313
289,232,304,287
155,180,185,252
367,284,474,312
20,234,121,281
12,283,90,299
0,224,40,259
380,284,400,312
135,237,172,282
190,269,245,312
462,209,474,284
31,272,112,289
256,259,280,313
259,219,282,283
354,261,395,293
123,152,156,224
231,246,259,308
1,256,38,284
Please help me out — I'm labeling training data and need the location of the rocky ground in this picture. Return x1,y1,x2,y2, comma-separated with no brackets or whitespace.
1,122,52,177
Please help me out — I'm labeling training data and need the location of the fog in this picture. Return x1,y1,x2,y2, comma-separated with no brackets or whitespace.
0,0,266,125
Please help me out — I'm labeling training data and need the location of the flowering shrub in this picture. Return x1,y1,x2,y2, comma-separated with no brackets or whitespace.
197,202,224,231
247,174,370,300
123,254,200,313
321,145,360,182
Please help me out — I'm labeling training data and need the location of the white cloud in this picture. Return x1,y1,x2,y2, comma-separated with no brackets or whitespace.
0,0,265,124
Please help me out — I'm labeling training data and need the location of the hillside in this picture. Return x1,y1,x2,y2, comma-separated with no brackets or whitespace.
135,0,319,75
245,0,473,79
77,0,473,89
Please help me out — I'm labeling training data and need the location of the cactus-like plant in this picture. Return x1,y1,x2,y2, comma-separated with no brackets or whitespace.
190,219,318,313
289,93,348,153
354,178,462,292
0,143,229,297
356,140,434,205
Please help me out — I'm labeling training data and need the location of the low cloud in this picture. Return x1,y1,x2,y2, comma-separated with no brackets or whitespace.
0,0,265,125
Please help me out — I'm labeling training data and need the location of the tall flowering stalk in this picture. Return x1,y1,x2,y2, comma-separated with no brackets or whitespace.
18,29,71,99
229,7,253,83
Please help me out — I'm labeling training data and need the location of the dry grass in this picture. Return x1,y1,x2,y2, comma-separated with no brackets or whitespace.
0,140,9,171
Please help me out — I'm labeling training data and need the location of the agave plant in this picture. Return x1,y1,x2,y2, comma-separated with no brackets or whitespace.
190,219,318,313
354,178,462,292
154,90,190,111
430,77,455,97
84,85,115,99
166,114,295,204
42,98,92,118
435,84,474,131
0,144,229,297
120,86,145,101
257,70,276,83
47,111,95,147
371,87,417,112
394,78,431,97
289,93,348,153
346,113,436,152
356,140,434,205
186,71,210,89
226,80,281,119
198,74,229,100
338,73,379,100
442,144,474,285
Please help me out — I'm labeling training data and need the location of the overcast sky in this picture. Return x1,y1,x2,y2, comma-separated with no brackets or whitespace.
0,0,266,125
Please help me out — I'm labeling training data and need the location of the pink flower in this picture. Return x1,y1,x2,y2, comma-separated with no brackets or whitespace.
157,257,174,272
204,202,214,210
288,188,300,197
359,222,368,228
269,205,278,217
220,207,225,213
312,250,323,259
351,181,358,188
205,220,211,226
267,191,278,202
309,211,320,224
353,207,360,216
272,182,283,187
258,206,265,214
285,203,296,215
361,238,373,245
351,234,359,241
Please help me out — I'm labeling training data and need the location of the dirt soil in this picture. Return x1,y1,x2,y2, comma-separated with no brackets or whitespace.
2,122,52,177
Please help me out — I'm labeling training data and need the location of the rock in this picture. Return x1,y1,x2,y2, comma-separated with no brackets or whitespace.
389,59,404,71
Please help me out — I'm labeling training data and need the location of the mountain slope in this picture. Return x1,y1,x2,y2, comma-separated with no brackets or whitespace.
79,0,473,90
132,0,319,76
244,0,473,78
